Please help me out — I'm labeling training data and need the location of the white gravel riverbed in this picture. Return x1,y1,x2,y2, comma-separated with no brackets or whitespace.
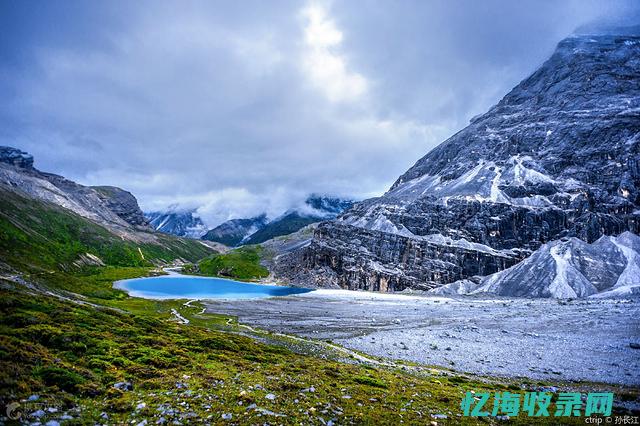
202,291,640,386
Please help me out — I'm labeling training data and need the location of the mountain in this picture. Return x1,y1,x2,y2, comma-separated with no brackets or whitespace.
304,196,355,216
146,207,207,238
202,196,354,246
274,28,640,292
430,232,640,298
0,146,150,231
242,212,319,245
202,214,268,246
0,146,214,269
2,149,454,424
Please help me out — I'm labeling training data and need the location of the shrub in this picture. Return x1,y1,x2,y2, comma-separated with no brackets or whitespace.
353,375,388,388
37,366,86,392
199,336,240,352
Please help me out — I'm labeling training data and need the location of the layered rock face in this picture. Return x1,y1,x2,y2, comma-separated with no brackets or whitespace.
276,29,640,291
93,186,149,227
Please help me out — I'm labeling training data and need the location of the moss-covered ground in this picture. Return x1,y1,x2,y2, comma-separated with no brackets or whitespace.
2,267,634,425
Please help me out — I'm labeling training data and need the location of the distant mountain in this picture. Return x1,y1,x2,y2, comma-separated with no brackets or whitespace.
242,196,354,245
275,28,640,293
202,196,354,247
305,196,354,216
430,232,640,298
202,214,269,247
242,212,319,245
146,208,207,238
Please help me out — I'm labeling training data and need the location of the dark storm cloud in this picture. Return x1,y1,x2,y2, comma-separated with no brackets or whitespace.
0,0,637,226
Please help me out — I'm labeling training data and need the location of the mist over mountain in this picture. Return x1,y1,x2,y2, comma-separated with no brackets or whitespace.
202,196,354,246
145,207,207,238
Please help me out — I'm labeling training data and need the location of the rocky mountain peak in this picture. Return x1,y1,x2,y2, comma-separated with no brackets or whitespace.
145,207,207,238
0,146,34,169
391,29,640,197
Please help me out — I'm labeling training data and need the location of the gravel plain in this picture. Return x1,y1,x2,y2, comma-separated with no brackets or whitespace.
203,291,640,387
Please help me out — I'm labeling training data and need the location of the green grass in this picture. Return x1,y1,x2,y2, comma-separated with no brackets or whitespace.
1,282,603,425
197,246,269,280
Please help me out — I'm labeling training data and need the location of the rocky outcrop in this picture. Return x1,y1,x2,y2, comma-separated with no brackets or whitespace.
93,186,149,227
0,146,34,169
274,221,520,290
259,223,317,273
276,28,640,292
71,253,106,269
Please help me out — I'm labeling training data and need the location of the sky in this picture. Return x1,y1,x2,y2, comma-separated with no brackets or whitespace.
1,0,638,227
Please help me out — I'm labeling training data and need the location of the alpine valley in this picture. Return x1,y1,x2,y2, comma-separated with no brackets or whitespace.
1,14,640,426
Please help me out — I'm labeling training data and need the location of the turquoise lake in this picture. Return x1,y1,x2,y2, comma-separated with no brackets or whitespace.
115,275,312,300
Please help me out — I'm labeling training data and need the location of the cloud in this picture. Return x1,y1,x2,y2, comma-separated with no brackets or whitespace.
0,0,637,227
301,4,368,103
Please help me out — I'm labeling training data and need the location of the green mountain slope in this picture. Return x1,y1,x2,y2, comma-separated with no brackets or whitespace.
0,187,211,274
242,212,319,245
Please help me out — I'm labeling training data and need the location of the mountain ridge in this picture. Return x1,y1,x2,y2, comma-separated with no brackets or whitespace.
430,231,640,298
0,146,151,232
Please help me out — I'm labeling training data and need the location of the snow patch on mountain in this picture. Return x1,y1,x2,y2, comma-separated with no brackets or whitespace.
346,212,414,237
146,207,207,238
